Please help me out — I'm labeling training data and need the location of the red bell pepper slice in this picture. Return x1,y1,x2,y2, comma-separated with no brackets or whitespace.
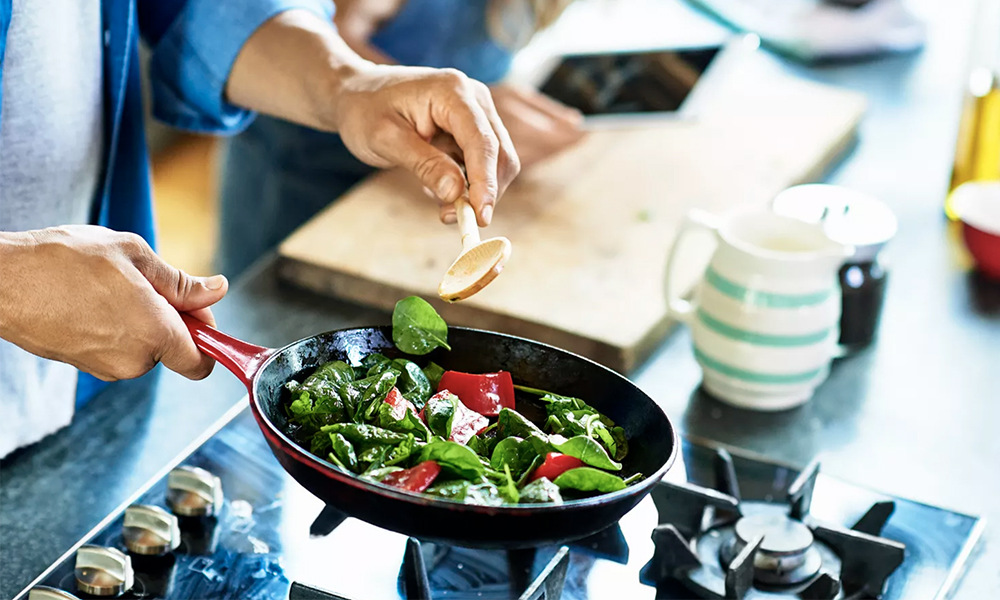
529,453,585,483
384,387,417,421
379,461,442,493
437,371,515,416
418,391,489,445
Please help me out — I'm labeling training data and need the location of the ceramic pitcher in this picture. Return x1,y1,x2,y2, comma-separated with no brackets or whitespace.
664,208,854,410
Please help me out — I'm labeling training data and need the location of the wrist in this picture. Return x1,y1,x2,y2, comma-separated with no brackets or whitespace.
309,59,376,132
0,231,36,336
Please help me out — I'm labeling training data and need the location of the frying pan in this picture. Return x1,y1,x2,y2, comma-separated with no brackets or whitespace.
182,315,678,548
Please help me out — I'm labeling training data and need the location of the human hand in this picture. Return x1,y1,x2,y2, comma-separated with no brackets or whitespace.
0,226,229,381
328,65,520,226
489,84,585,169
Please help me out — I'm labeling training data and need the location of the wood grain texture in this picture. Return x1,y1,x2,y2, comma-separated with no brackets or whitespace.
278,81,865,372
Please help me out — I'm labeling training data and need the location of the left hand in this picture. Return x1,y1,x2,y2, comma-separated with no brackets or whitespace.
489,84,586,169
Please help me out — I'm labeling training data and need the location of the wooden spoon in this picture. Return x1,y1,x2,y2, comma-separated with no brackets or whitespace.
438,197,512,302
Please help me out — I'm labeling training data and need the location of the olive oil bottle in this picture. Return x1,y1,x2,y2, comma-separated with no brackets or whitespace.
946,0,1000,220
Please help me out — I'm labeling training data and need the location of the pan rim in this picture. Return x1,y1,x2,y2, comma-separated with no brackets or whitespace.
250,325,679,514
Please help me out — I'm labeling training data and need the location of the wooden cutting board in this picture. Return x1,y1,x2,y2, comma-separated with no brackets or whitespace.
278,76,865,372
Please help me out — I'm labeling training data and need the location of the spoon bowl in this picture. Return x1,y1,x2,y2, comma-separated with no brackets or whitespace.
438,236,512,302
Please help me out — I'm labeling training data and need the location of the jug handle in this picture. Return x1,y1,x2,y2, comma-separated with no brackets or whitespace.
664,209,720,325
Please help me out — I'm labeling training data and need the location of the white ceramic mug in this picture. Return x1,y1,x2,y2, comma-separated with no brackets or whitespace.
664,208,854,410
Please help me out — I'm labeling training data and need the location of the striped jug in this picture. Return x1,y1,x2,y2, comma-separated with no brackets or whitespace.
664,208,853,411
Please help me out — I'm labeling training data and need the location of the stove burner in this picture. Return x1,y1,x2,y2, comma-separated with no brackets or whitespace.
646,449,906,600
724,513,822,586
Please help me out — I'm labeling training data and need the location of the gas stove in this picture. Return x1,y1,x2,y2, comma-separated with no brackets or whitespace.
18,403,983,600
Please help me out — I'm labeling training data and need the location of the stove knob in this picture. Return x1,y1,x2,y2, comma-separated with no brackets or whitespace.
28,587,80,600
75,545,133,597
123,504,181,555
166,466,223,517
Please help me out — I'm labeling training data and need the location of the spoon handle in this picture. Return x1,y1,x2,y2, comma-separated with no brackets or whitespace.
456,196,481,251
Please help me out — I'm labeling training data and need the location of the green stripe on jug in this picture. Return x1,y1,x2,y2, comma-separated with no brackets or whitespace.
694,348,824,385
696,309,832,347
704,267,832,308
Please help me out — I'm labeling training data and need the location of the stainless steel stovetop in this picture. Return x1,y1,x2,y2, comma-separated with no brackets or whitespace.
19,402,983,600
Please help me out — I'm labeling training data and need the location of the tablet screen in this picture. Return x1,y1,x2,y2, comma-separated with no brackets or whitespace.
538,47,722,115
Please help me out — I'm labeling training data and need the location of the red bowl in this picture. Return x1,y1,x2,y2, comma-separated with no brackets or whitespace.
952,182,1000,280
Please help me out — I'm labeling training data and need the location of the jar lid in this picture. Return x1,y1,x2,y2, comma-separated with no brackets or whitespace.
772,184,897,261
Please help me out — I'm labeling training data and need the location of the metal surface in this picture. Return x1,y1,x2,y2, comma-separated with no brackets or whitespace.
165,465,223,517
27,588,79,600
73,545,132,597
18,409,983,600
122,504,180,556
2,1,998,595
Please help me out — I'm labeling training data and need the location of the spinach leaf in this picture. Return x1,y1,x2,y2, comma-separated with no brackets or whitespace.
321,423,407,446
310,430,333,456
312,361,357,388
467,434,488,457
392,296,451,355
377,402,431,442
357,443,390,466
552,468,627,493
498,408,545,440
610,427,629,461
422,362,446,389
339,375,377,421
393,359,433,408
362,466,404,482
385,434,416,466
359,371,400,422
490,435,549,480
327,452,349,472
418,440,485,480
499,464,520,504
424,392,458,439
549,434,621,471
468,423,499,458
515,454,546,489
330,433,358,472
519,477,563,504
363,354,400,379
426,480,505,506
622,473,643,486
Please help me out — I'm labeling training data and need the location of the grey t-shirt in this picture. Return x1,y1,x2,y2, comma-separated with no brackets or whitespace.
0,0,105,457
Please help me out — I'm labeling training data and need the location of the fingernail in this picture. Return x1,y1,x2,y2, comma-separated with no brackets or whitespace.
481,204,494,225
443,212,458,225
202,275,227,290
437,175,459,200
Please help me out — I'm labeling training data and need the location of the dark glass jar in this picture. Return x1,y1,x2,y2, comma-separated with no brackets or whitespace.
838,260,888,352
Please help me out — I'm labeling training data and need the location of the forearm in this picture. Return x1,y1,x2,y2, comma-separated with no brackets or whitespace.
225,9,370,132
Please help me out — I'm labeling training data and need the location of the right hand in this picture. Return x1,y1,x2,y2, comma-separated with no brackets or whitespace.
0,226,228,381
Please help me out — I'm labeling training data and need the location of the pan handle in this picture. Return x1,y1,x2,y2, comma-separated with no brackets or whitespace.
181,313,276,387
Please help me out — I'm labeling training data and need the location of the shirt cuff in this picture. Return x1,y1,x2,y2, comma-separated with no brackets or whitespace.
149,0,335,134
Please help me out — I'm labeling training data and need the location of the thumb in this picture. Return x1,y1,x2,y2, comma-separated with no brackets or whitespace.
133,252,229,314
378,116,468,210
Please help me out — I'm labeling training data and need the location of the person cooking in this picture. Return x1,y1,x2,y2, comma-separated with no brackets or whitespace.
0,0,519,458
217,0,586,278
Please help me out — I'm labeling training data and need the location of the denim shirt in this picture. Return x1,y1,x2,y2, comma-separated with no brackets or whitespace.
0,0,333,408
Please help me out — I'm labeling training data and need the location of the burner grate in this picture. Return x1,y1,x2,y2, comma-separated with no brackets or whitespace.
645,450,906,600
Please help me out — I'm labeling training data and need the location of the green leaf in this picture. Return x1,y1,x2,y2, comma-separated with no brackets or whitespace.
322,423,408,446
339,375,377,421
377,402,431,442
327,452,349,472
422,362,446,389
515,454,546,488
552,467,627,493
418,440,485,480
499,464,520,504
385,434,416,467
549,434,621,471
363,466,404,482
622,473,643,486
330,433,358,472
425,391,458,439
498,408,545,440
490,435,549,480
519,477,563,504
426,480,505,506
310,430,333,456
360,371,400,422
357,443,390,466
392,296,451,355
393,359,433,409
312,361,357,388
425,480,473,500
611,427,629,461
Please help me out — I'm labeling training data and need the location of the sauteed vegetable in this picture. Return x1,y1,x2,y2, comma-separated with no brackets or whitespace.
283,297,639,505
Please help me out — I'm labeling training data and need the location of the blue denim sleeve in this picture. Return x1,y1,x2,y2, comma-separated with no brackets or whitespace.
145,0,335,134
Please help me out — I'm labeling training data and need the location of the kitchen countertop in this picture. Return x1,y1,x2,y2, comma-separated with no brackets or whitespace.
2,1,999,598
